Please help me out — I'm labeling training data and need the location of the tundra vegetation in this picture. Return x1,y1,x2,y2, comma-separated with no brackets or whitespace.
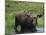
5,1,44,35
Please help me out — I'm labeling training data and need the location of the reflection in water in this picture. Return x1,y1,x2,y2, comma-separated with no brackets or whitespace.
36,28,44,33
12,28,44,35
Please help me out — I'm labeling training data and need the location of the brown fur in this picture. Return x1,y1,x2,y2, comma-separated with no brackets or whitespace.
15,12,37,33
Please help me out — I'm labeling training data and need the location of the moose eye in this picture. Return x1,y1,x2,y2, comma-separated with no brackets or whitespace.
34,17,36,19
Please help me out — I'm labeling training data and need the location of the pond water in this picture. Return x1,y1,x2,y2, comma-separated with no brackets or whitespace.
16,25,44,33
36,27,44,33
12,27,44,35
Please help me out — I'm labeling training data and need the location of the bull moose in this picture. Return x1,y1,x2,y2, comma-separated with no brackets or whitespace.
14,11,37,34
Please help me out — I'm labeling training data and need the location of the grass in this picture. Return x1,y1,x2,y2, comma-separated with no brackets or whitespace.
37,16,44,28
5,1,44,34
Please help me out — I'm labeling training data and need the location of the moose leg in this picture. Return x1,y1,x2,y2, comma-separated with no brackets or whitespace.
15,23,18,33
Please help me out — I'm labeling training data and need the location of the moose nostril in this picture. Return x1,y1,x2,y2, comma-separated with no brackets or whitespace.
30,16,33,17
